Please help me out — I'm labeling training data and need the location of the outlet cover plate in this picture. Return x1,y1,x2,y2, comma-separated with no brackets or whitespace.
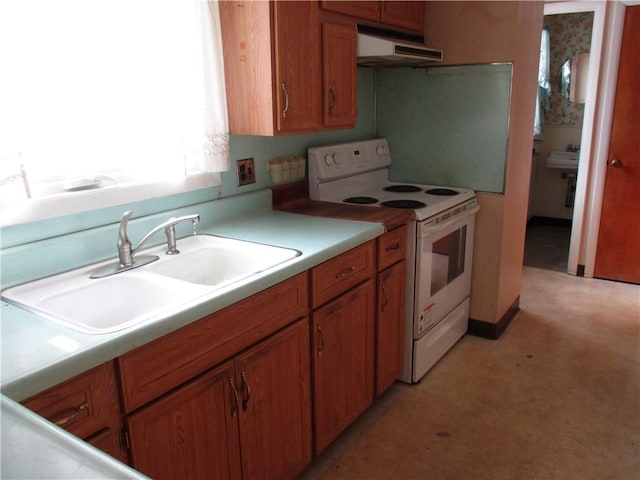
237,158,256,186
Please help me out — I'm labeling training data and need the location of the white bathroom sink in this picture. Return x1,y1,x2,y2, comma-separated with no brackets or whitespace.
546,151,579,170
1,235,300,334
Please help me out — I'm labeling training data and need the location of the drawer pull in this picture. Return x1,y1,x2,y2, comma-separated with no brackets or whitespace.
381,282,389,311
228,377,239,417
53,401,88,427
240,371,251,412
335,266,356,279
385,242,401,252
281,83,289,118
317,325,325,357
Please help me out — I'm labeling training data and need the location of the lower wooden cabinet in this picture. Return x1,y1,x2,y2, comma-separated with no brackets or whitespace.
312,279,376,454
125,318,312,480
22,362,128,464
376,259,406,396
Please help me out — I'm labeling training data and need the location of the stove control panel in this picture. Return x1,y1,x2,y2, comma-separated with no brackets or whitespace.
308,138,391,181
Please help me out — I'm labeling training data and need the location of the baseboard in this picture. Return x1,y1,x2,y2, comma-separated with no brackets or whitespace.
527,216,572,228
468,296,520,340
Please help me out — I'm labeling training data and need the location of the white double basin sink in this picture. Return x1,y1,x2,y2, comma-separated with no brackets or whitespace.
1,235,301,335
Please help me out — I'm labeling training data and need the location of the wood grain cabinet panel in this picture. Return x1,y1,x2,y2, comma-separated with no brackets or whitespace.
312,280,375,454
311,241,376,308
322,22,358,128
118,273,308,413
321,0,425,33
22,361,127,463
375,226,408,396
126,362,242,480
220,0,359,135
220,0,322,135
376,260,406,396
126,319,311,480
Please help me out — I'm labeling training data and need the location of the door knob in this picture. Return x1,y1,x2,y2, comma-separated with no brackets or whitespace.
610,159,622,167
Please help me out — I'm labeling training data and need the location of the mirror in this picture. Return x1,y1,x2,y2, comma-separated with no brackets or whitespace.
560,53,590,103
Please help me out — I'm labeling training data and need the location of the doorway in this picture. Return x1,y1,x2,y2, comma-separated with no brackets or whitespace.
525,10,593,273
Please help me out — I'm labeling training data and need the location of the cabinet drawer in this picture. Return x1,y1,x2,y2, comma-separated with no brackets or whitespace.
311,241,375,308
377,226,407,271
22,362,120,440
118,272,309,413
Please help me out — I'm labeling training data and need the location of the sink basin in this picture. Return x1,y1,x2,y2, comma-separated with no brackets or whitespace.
546,151,579,170
2,270,208,334
1,234,301,334
146,235,301,286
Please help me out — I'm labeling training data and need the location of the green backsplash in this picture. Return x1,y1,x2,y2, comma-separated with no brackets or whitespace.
1,69,375,249
376,64,512,193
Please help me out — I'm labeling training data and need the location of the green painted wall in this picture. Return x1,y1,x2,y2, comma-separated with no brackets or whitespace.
376,64,512,193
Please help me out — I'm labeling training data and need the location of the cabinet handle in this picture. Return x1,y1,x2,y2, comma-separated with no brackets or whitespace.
381,282,389,311
385,242,401,252
317,325,325,357
240,371,251,412
281,83,289,118
228,377,239,417
335,266,356,279
328,83,336,115
53,401,89,427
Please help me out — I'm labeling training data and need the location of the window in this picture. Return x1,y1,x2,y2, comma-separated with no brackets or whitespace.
0,0,229,225
534,28,551,135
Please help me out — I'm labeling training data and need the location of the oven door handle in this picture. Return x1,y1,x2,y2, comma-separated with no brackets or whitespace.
419,205,480,237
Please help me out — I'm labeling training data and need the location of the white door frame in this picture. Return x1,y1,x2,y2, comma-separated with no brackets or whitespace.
543,1,626,277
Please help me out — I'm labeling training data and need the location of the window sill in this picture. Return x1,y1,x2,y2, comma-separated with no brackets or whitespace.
0,173,221,227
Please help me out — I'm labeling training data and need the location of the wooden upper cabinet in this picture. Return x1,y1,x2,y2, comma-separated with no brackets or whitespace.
273,1,323,133
219,0,322,135
322,22,357,128
320,1,379,22
381,1,425,33
321,1,425,34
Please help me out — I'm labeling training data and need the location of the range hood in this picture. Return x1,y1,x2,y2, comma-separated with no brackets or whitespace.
356,26,443,67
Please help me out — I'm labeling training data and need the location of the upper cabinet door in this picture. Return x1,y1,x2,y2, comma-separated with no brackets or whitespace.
381,1,425,33
219,0,322,135
273,1,323,133
322,23,357,128
320,1,379,22
321,1,425,34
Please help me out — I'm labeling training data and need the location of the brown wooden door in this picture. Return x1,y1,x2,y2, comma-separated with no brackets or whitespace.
126,362,242,480
376,260,406,396
273,0,322,133
312,280,375,454
322,22,358,128
594,5,640,284
236,319,312,480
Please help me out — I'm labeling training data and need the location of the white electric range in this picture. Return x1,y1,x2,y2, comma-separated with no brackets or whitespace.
308,138,479,383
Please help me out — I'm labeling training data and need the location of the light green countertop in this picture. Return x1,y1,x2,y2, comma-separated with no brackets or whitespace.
1,191,384,479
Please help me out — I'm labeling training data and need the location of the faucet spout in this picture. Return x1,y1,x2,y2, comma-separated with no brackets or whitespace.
131,214,201,256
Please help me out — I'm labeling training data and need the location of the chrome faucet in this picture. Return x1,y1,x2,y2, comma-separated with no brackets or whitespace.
117,211,200,267
90,210,200,278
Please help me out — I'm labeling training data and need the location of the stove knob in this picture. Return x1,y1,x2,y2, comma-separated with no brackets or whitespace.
333,153,342,165
376,145,387,156
324,154,334,165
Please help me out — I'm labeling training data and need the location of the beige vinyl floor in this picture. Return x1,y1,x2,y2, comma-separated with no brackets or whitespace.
298,266,640,480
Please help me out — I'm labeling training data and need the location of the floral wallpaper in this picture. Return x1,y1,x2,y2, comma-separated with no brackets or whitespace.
544,12,594,126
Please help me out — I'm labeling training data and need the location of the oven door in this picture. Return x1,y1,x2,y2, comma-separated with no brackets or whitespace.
413,205,478,339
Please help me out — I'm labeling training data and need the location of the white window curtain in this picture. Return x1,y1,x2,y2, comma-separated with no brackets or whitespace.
0,0,229,207
534,28,551,135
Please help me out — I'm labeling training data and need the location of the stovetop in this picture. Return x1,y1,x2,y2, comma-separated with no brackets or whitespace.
308,140,475,222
